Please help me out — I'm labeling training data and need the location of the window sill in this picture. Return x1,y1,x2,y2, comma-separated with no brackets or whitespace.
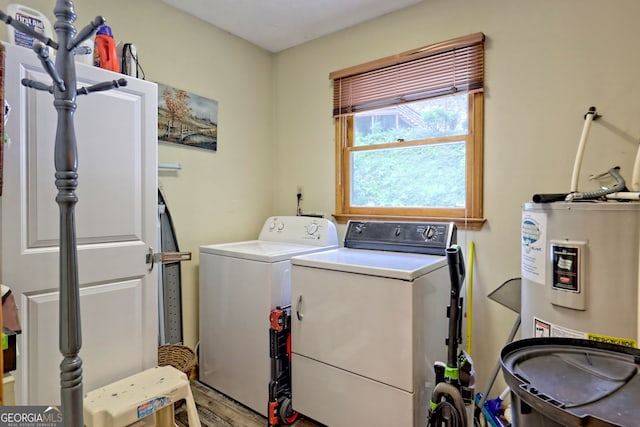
332,213,486,231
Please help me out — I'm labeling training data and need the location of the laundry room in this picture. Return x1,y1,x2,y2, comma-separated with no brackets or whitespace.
0,0,639,426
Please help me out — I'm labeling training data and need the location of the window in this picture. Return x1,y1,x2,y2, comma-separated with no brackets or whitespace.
331,33,485,230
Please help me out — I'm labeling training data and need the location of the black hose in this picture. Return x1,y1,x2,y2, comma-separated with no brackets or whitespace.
428,382,468,427
533,167,626,203
532,193,569,203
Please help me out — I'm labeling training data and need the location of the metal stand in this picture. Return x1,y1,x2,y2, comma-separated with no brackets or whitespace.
0,2,128,425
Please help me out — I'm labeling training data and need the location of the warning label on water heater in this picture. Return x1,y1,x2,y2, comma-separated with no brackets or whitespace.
534,317,638,347
587,333,637,348
534,318,551,337
522,212,547,284
534,317,583,339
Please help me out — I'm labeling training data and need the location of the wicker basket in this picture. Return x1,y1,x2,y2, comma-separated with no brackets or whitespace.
158,345,197,379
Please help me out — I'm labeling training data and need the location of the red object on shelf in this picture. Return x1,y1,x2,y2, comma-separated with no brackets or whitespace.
94,25,120,72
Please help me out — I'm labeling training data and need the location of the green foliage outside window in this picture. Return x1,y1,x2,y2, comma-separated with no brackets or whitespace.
351,95,468,208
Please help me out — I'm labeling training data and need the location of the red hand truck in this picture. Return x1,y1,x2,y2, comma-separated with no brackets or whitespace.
268,305,299,426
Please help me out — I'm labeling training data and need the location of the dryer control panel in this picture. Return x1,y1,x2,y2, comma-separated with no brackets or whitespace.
344,221,456,255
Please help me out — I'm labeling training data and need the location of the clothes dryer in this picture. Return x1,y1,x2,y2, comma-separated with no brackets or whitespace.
290,221,457,427
199,216,338,416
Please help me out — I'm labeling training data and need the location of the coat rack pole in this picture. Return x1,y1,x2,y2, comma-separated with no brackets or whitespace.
53,2,83,425
1,1,124,422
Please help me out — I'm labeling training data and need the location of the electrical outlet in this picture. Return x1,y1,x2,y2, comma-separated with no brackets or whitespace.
297,186,304,200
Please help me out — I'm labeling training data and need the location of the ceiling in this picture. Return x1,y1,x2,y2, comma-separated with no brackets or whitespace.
161,0,423,53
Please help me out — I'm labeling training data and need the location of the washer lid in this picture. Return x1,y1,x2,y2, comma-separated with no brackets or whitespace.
291,248,446,280
200,240,337,262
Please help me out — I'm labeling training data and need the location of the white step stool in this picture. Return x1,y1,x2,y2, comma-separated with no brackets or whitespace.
84,365,201,427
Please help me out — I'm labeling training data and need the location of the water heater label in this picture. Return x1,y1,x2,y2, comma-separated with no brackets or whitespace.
586,333,637,348
533,316,585,339
551,244,579,292
522,212,547,284
534,317,637,348
549,240,586,310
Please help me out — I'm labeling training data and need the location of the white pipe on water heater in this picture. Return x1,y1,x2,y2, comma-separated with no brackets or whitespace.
570,107,598,193
631,145,640,191
606,192,640,200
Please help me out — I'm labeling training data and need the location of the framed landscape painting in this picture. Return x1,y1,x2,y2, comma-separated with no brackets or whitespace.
158,83,218,151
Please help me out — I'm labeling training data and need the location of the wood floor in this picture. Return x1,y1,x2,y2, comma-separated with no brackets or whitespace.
175,380,323,427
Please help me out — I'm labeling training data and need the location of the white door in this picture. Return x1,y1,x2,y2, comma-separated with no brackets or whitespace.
0,43,158,405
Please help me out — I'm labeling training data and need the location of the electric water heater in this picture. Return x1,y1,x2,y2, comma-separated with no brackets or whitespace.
521,202,640,347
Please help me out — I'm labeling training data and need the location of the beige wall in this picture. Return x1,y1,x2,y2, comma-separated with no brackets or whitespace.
3,0,640,397
272,0,640,390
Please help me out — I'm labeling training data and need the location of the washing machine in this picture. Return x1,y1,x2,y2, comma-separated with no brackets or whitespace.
198,216,338,416
290,220,457,427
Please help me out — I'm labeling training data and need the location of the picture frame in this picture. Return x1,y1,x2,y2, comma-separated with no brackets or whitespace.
158,83,218,151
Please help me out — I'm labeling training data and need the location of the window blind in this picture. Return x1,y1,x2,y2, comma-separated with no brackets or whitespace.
331,32,485,117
